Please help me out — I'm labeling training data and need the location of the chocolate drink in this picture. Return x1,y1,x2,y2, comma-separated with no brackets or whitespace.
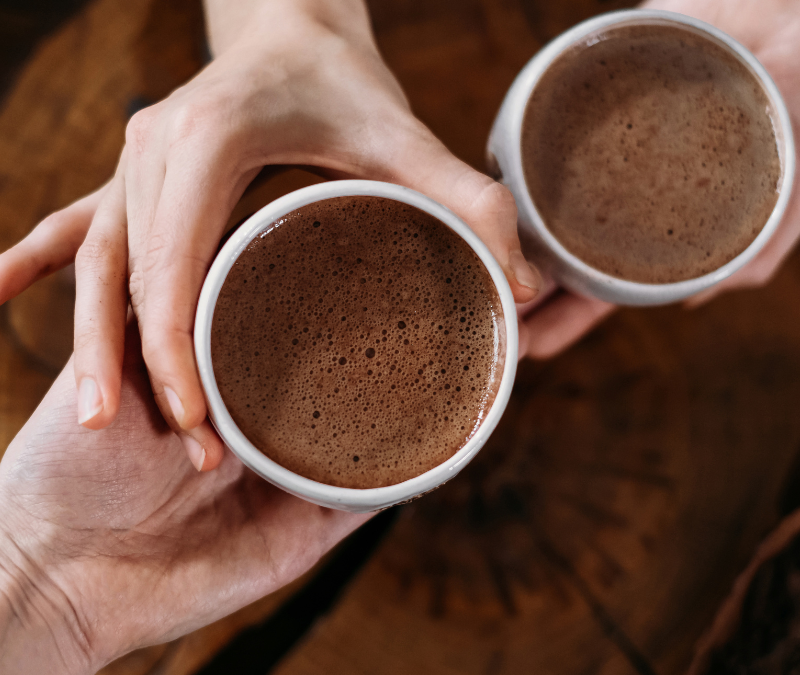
521,23,782,283
211,196,506,489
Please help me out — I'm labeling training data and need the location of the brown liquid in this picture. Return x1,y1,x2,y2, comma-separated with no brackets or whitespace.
211,196,505,489
521,23,782,283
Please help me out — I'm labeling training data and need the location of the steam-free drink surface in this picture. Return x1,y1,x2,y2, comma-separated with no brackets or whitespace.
522,23,782,283
211,196,505,489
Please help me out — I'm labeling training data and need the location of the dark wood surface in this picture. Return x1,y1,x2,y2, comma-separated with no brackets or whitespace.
1,1,800,674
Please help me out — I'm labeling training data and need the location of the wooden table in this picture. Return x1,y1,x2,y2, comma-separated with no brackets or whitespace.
2,1,799,674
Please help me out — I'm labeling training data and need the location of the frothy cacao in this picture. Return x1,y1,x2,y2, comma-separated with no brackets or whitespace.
522,23,782,283
211,196,505,489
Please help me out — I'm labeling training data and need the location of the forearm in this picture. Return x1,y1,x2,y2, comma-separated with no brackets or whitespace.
202,0,373,57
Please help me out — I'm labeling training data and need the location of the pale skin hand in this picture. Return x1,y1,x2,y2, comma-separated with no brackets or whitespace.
0,321,369,675
517,0,800,358
0,0,541,473
0,5,535,667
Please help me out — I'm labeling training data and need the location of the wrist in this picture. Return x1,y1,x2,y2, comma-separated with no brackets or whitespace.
0,518,96,675
203,0,373,58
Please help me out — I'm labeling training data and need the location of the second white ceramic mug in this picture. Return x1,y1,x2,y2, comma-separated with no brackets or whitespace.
194,180,518,513
487,9,795,306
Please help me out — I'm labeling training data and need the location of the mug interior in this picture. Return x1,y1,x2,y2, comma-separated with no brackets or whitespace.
508,10,795,304
194,180,518,512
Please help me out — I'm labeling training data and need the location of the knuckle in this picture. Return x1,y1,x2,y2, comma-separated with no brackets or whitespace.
128,265,146,313
25,212,73,271
75,236,110,273
167,101,216,146
125,107,158,153
142,229,172,261
139,328,163,367
129,231,208,317
37,210,70,235
143,231,209,280
472,180,518,227
139,323,186,374
140,233,178,281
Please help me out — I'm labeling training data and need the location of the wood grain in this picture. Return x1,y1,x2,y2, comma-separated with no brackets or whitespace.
0,0,205,378
1,0,799,674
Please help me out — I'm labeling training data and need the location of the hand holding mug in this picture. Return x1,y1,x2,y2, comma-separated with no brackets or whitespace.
0,0,540,472
512,0,800,359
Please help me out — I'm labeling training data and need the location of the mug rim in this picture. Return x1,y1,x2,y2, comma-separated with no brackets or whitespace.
194,179,519,512
501,8,796,305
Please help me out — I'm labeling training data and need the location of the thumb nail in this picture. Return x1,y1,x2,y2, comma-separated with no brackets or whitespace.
509,249,542,294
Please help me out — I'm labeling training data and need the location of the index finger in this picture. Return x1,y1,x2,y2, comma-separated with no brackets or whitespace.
0,186,107,305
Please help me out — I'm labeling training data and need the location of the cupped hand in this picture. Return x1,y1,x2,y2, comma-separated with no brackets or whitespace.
518,0,800,359
0,321,368,674
0,0,540,471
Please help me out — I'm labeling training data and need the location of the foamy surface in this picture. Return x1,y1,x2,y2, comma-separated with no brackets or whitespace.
522,23,781,283
211,196,505,489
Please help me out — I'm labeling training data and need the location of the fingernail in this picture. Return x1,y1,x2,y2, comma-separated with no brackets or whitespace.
164,386,185,428
182,435,206,472
77,377,103,425
509,249,542,293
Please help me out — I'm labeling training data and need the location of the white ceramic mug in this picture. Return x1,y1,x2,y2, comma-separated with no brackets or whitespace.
487,9,795,306
194,180,518,513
